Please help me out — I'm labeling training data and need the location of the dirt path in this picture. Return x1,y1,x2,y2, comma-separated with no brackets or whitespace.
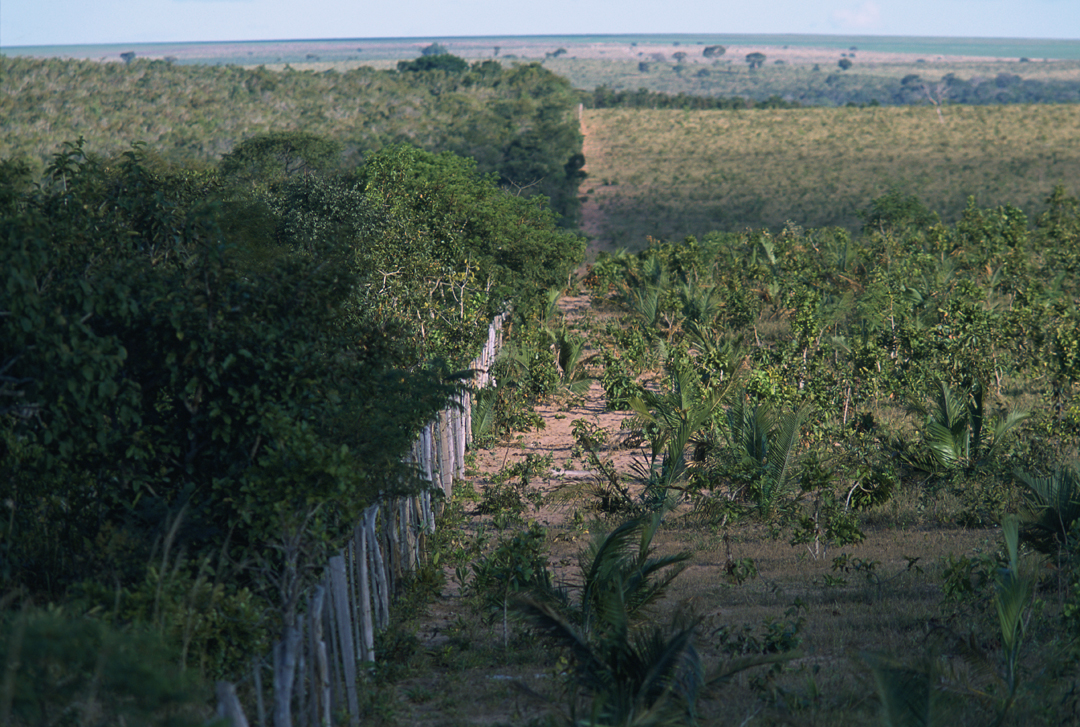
468,294,642,529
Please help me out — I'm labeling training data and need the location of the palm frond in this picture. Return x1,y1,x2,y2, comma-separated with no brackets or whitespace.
1016,466,1080,554
981,409,1030,462
862,652,940,727
767,404,811,492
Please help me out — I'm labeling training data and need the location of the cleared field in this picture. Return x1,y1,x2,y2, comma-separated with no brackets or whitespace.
579,104,1080,252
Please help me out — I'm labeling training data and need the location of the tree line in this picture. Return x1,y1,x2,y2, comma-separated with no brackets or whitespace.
0,136,583,723
0,55,586,226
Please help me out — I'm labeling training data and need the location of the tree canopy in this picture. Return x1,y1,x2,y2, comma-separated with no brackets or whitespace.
0,137,582,677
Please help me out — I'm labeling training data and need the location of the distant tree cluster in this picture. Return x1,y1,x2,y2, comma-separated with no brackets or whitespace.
584,86,801,110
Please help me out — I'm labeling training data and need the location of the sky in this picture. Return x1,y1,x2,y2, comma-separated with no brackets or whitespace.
2,0,1078,48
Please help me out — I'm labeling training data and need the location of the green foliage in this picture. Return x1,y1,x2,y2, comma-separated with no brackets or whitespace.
860,188,938,237
599,349,642,411
1016,465,1080,556
355,144,584,317
745,53,767,70
906,381,1029,474
219,130,341,186
0,606,206,727
720,394,813,518
790,474,866,559
514,514,703,726
713,601,806,657
1,55,586,225
0,138,572,677
478,453,550,526
467,522,552,649
862,651,963,727
629,363,731,509
397,54,469,74
871,517,1037,726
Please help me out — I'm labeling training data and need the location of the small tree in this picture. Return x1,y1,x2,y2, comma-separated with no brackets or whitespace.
745,52,766,69
838,58,853,70
703,45,726,58
421,42,448,56
397,53,468,73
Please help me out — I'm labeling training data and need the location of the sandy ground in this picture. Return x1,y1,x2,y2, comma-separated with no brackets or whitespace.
467,295,646,531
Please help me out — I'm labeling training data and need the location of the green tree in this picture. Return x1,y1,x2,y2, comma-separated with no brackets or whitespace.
0,142,459,655
421,42,449,56
397,53,469,73
219,131,341,186
745,52,766,69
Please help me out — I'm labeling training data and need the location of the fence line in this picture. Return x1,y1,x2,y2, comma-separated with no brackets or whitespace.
218,314,506,727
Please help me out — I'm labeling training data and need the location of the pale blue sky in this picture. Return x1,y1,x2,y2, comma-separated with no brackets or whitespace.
2,0,1078,48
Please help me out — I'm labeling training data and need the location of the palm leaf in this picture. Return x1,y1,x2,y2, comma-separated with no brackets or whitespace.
766,404,811,492
1016,466,1080,554
862,652,943,727
925,420,964,470
472,387,498,441
980,409,1030,463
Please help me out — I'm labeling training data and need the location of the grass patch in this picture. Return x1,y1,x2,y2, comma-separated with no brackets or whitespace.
580,104,1080,250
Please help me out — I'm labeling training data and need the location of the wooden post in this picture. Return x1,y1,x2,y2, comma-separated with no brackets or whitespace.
355,520,374,663
454,396,466,477
272,626,301,727
252,657,267,727
463,389,473,449
216,681,250,727
323,577,343,717
328,556,360,726
366,506,390,630
308,586,331,727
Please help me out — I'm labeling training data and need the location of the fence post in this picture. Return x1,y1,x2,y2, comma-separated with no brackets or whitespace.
272,626,301,727
308,586,331,727
355,520,374,662
216,681,250,727
328,556,360,725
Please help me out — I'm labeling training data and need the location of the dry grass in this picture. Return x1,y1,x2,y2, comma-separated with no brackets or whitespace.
579,104,1080,252
382,514,1010,726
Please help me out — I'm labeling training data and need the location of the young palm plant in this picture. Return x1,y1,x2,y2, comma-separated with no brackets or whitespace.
628,364,734,509
624,255,671,331
515,514,701,726
1015,465,1080,557
516,515,792,726
554,326,597,397
723,393,812,518
907,381,1028,474
863,515,1035,727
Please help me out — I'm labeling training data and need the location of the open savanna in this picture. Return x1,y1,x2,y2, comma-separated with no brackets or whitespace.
579,103,1080,252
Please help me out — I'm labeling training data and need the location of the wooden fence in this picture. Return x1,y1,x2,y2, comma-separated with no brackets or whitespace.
215,315,505,727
